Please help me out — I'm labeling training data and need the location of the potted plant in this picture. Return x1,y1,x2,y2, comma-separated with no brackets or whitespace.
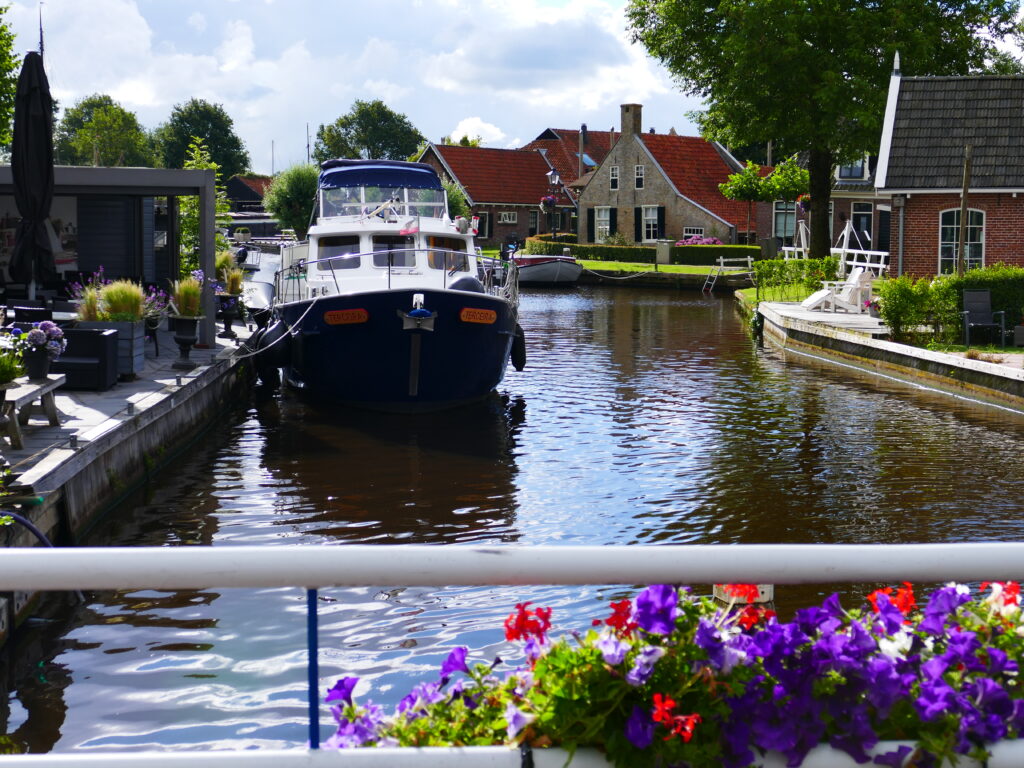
215,266,245,339
14,321,66,380
0,336,22,427
234,226,251,243
73,272,147,379
168,270,205,370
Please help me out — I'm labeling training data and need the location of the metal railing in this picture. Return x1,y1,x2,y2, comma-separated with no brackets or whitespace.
5,543,1024,767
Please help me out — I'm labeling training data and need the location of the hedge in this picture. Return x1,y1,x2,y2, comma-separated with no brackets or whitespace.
522,237,760,265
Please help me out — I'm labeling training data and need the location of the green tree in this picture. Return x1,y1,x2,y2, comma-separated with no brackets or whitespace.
441,134,483,147
627,0,1022,258
313,99,424,163
55,94,115,164
718,160,770,245
0,7,19,153
766,155,809,249
178,138,231,275
155,98,250,179
262,164,319,241
68,104,154,167
441,176,469,220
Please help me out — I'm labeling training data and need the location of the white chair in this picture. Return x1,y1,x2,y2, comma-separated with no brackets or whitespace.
800,266,872,313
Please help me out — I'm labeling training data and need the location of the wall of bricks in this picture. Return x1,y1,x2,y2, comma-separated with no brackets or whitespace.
888,193,1024,277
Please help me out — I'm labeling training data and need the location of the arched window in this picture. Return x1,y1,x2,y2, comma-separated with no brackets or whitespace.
939,209,984,273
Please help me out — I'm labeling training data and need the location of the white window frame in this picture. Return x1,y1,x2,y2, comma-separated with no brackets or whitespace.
683,226,704,238
939,208,984,274
635,165,645,189
477,211,490,238
595,206,611,243
609,166,619,191
642,205,658,242
773,201,796,244
498,211,517,224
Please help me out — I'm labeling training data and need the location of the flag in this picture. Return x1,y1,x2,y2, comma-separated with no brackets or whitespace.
400,217,420,235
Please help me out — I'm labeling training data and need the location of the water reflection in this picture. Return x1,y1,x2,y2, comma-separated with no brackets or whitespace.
7,286,1024,752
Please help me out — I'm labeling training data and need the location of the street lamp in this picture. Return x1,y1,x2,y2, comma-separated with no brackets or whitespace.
546,169,561,237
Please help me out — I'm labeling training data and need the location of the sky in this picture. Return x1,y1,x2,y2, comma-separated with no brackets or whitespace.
4,0,703,176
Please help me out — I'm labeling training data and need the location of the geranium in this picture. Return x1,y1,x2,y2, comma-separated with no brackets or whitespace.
325,582,1024,768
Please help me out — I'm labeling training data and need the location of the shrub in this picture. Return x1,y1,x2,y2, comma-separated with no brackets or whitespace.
75,283,102,322
224,267,244,295
215,250,236,281
875,274,930,343
99,280,145,322
672,245,759,267
171,274,203,317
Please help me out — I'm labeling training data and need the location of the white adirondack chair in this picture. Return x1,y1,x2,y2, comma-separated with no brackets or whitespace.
800,266,872,313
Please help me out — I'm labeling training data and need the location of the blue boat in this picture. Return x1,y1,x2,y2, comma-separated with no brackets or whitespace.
252,159,524,411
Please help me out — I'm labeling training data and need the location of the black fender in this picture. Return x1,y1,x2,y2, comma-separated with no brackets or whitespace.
254,319,289,387
511,323,526,371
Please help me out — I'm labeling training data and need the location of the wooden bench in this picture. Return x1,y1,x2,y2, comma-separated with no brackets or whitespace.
1,374,65,449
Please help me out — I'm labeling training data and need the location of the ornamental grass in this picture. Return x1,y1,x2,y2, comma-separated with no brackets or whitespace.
99,279,145,322
326,581,1024,768
171,275,203,317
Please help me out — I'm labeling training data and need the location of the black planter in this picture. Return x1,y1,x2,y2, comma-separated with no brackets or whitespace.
217,294,240,339
23,346,50,380
170,315,202,370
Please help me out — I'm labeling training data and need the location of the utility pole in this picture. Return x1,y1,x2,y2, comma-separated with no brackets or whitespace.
956,144,972,276
306,123,310,164
271,140,275,176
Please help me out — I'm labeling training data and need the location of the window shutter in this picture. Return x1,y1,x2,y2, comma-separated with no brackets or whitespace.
609,208,618,235
634,207,642,243
657,207,665,239
586,208,595,243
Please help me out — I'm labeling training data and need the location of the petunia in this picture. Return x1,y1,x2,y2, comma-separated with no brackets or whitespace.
325,676,359,706
633,584,679,635
626,645,667,686
504,701,535,741
595,630,630,666
624,704,654,749
439,646,469,679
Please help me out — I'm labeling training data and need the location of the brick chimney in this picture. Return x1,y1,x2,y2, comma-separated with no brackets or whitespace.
620,104,642,137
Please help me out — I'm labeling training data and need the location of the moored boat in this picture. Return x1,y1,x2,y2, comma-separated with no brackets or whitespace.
250,159,524,412
513,251,583,286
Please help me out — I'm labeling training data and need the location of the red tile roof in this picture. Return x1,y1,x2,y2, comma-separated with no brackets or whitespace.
639,135,750,226
430,144,572,206
233,174,273,197
522,128,616,186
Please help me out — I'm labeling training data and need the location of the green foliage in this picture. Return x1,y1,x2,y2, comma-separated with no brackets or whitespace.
68,103,155,167
875,274,931,344
55,94,116,164
524,236,655,263
719,160,770,244
627,0,1021,257
441,176,470,220
0,7,19,152
154,98,250,179
752,257,839,302
671,244,759,266
262,163,319,241
441,134,483,147
603,231,634,247
766,155,808,202
0,340,21,384
178,138,232,274
99,279,145,321
531,233,578,245
171,276,202,317
313,99,425,162
224,267,244,295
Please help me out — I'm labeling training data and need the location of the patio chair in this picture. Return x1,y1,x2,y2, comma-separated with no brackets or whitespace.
800,267,871,313
962,289,1006,347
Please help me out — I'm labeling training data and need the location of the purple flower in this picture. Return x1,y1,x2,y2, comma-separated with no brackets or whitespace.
505,701,534,741
323,700,384,749
695,619,725,668
873,744,915,767
626,645,666,686
920,584,971,635
398,681,444,719
625,705,654,749
633,584,678,635
595,631,629,665
325,676,358,706
440,647,469,679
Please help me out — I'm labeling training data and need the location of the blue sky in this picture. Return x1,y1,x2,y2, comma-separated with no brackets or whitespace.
5,0,702,174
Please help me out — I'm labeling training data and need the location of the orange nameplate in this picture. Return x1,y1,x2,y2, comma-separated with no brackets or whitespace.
460,308,496,324
324,309,369,325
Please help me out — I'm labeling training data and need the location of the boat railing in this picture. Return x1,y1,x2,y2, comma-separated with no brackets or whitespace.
4,542,1024,767
273,249,518,305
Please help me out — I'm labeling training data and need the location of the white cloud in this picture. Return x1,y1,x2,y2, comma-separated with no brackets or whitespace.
448,117,505,145
187,12,206,33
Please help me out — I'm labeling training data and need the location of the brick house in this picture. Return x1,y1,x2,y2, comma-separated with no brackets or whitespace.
522,126,617,193
418,143,573,247
577,104,760,245
876,71,1024,277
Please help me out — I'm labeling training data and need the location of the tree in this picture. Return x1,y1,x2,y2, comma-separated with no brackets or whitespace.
68,104,154,167
155,98,250,179
765,155,809,249
627,0,1022,258
313,100,424,163
0,7,18,153
262,164,319,241
441,176,469,221
718,160,771,244
441,134,483,147
55,94,115,164
178,138,231,275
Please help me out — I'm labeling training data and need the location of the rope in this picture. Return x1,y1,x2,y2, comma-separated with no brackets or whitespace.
581,267,658,280
230,294,324,361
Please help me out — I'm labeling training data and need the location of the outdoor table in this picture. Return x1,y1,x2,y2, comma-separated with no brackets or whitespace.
1,373,64,449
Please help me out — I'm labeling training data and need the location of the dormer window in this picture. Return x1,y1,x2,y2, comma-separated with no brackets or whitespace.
838,158,866,179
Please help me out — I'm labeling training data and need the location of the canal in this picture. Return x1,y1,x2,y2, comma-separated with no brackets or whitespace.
5,285,1024,752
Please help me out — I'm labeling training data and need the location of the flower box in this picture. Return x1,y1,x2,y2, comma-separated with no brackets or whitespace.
78,319,144,378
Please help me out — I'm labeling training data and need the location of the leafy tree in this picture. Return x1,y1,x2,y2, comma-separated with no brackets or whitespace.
262,164,319,241
718,160,771,244
155,98,250,179
55,94,115,164
766,155,809,248
0,7,18,153
68,104,154,167
178,138,231,275
313,99,424,163
441,134,483,147
441,176,469,220
627,0,1022,258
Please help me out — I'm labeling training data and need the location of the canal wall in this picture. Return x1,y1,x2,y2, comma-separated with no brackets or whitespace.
759,302,1024,410
577,269,751,290
2,353,253,641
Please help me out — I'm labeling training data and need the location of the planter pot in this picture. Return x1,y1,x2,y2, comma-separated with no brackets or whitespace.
168,314,204,370
78,319,145,379
22,347,50,381
216,293,241,339
235,231,251,242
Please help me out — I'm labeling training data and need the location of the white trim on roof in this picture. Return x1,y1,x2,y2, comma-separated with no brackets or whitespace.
874,73,901,189
635,135,736,229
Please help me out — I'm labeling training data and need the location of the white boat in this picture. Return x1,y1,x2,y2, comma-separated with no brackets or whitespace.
513,252,583,286
249,159,524,412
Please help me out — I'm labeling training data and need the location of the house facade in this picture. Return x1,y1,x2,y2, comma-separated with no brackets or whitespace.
577,105,757,245
876,71,1024,277
418,144,573,247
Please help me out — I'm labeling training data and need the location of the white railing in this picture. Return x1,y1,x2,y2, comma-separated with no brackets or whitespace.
5,543,1024,767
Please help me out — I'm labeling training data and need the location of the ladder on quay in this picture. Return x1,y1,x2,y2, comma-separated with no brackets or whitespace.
703,252,756,292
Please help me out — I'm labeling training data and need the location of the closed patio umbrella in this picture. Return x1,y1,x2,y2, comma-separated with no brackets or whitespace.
9,51,55,298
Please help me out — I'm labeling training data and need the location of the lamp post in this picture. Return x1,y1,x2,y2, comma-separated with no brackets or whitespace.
546,169,560,238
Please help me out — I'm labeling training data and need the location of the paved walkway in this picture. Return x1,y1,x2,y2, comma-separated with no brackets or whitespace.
0,321,253,476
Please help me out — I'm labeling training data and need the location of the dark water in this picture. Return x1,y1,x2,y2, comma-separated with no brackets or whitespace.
5,286,1024,752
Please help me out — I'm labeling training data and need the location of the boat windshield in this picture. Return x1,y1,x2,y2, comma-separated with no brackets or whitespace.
316,235,361,271
425,237,469,272
321,186,445,218
372,236,416,267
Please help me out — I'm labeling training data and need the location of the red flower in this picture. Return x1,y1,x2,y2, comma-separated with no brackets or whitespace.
592,598,638,638
737,605,775,630
669,713,701,742
868,582,916,616
719,584,760,602
652,693,675,723
504,602,552,643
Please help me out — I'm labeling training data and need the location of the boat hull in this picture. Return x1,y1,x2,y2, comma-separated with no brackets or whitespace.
515,257,583,285
276,289,516,412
